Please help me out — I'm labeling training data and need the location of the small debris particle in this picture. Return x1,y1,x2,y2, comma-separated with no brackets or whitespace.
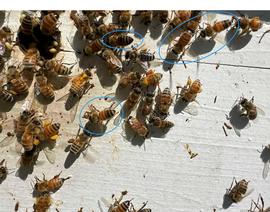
59,112,62,115
7,132,14,137
222,126,228,136
143,174,146,178
216,63,220,70
15,202,19,211
214,96,217,103
67,121,70,124
224,122,232,129
248,137,252,141
185,118,190,122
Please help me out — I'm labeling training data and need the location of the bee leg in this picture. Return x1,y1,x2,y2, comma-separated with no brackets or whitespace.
54,171,62,178
42,173,46,181
239,27,249,37
226,177,237,194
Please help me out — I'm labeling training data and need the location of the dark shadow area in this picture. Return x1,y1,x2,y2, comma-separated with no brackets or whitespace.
122,121,146,147
15,166,34,180
64,152,80,169
162,51,178,72
21,69,34,88
0,99,16,112
64,94,79,111
222,193,233,209
131,14,149,38
148,125,170,138
174,98,189,114
0,11,5,27
35,93,55,106
148,18,163,40
188,37,216,57
115,85,131,102
0,174,7,184
14,92,29,102
225,28,252,51
83,121,107,137
47,74,70,90
260,146,270,163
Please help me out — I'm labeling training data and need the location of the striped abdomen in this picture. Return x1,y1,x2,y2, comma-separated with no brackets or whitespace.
40,13,58,36
213,20,232,33
116,34,133,46
0,90,14,102
113,200,131,212
44,123,60,138
9,79,29,95
84,39,102,55
139,52,155,62
20,15,33,35
99,109,116,121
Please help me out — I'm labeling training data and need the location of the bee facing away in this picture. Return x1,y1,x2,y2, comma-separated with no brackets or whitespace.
105,33,134,47
178,77,202,103
170,30,193,56
249,194,270,212
42,119,61,142
148,115,174,129
126,116,149,138
140,69,163,88
34,71,55,101
226,178,252,203
125,46,155,67
99,48,123,74
40,12,60,36
124,87,142,111
34,171,71,193
0,159,8,181
154,87,173,119
233,15,262,36
33,193,52,212
119,71,141,88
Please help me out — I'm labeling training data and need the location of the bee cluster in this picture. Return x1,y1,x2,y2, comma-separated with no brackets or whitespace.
0,10,269,211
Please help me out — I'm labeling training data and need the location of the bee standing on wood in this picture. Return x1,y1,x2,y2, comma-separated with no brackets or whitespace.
135,11,153,26
232,15,262,36
99,48,123,74
44,57,75,76
124,87,142,111
104,33,134,47
153,11,169,24
40,12,60,36
226,178,252,203
148,115,174,129
126,116,149,138
140,92,155,116
140,69,163,88
118,71,141,88
33,193,52,212
114,11,132,29
154,87,173,119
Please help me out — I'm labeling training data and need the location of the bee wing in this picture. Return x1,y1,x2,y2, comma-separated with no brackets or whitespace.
0,135,15,147
206,13,217,23
100,197,111,208
56,93,70,102
183,102,199,116
43,147,56,164
242,188,254,199
263,160,270,179
82,147,97,164
257,106,266,116
113,113,121,126
70,100,80,123
108,55,122,69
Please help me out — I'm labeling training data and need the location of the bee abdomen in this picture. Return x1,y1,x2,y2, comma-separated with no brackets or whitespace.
139,53,155,62
45,123,60,137
40,13,58,35
117,35,133,46
99,109,116,121
20,15,33,35
0,90,14,102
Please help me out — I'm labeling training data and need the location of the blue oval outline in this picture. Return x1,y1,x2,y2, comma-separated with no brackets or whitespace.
157,11,240,65
100,29,144,51
78,96,124,136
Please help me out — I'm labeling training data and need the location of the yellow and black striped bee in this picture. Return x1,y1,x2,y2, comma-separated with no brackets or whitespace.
124,87,142,111
99,48,123,74
105,33,134,47
148,115,174,129
226,178,251,203
135,11,153,26
113,11,132,29
140,92,155,117
200,19,232,39
42,119,61,142
125,46,155,67
33,193,52,212
154,87,173,119
40,12,60,36
0,79,14,103
0,159,8,181
119,71,141,88
44,57,75,76
101,191,132,212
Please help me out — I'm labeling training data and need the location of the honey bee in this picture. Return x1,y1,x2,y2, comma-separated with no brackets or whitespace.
166,16,182,31
18,146,39,167
135,11,153,26
40,12,60,36
44,57,75,76
200,18,232,39
153,11,169,24
34,171,71,193
42,119,60,142
83,104,116,124
178,77,202,102
175,10,192,22
33,193,52,212
0,26,14,57
126,116,149,138
148,115,174,129
238,96,265,120
154,87,173,119
57,68,94,122
140,69,163,88
105,33,134,47
99,48,123,74
233,15,263,36
70,11,94,40
0,79,15,103
68,128,93,155
130,202,151,212
96,23,119,37
34,71,55,101
184,144,198,159
114,11,132,29
249,194,270,212
18,13,35,37
124,87,142,111
83,39,103,56
170,30,193,56
140,92,155,116
0,159,8,181
21,117,43,151
125,46,155,67
6,65,29,97
226,178,252,203
118,71,141,88
101,190,132,212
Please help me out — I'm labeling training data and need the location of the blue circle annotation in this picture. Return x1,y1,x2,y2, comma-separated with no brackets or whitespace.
79,96,124,136
157,11,240,65
100,29,144,51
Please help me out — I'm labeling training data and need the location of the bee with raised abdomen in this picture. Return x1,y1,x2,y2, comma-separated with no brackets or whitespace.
33,193,52,212
154,87,173,119
249,194,270,212
0,159,8,181
124,87,142,111
34,171,71,194
226,178,252,203
148,115,174,129
119,71,141,88
40,12,60,36
126,116,149,138
99,48,123,74
178,76,202,103
140,69,163,88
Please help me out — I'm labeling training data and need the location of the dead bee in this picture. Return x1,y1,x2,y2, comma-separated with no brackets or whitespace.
44,57,75,76
0,159,8,181
233,15,262,36
34,171,71,193
33,193,52,212
249,194,270,212
140,69,163,88
148,115,174,129
153,11,169,24
40,12,60,36
68,128,93,155
113,11,132,29
126,116,149,138
70,11,94,40
178,76,202,103
99,48,122,74
238,96,265,120
140,92,155,116
124,87,142,111
104,33,134,47
118,71,141,88
154,87,173,119
226,178,252,203
135,11,153,26
184,144,198,159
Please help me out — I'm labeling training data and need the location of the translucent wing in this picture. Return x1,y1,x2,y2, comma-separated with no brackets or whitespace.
263,160,270,179
70,100,80,123
43,147,56,164
206,13,217,23
113,113,121,126
82,148,97,164
183,102,199,116
56,93,70,102
233,127,241,137
257,106,266,116
149,60,163,68
242,188,254,199
0,135,15,147
100,197,111,208
108,55,122,69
